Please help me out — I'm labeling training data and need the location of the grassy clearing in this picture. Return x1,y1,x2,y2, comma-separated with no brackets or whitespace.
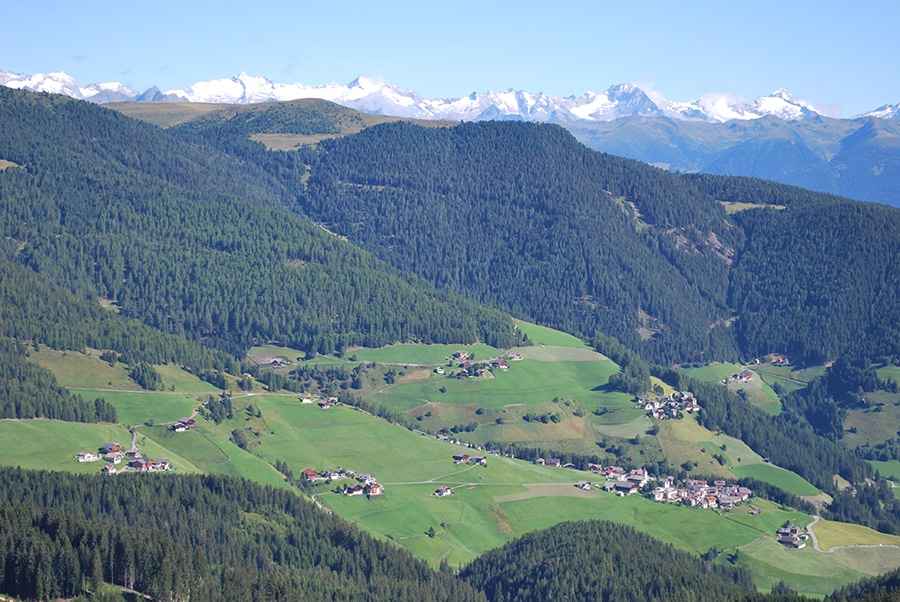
0,159,23,170
683,363,743,382
0,420,133,473
877,364,900,383
74,389,199,426
28,346,136,389
736,537,866,596
720,201,786,214
153,364,222,393
870,460,900,480
843,402,900,447
813,518,900,550
513,321,590,349
732,464,821,496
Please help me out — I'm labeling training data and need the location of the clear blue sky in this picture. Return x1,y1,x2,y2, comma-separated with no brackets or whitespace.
2,0,898,116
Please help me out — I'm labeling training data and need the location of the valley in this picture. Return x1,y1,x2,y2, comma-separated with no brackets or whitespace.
2,321,898,596
2,85,900,600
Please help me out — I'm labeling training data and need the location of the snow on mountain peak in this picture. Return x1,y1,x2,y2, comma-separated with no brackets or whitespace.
4,67,895,122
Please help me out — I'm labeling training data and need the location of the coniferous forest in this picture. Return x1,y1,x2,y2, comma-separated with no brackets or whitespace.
4,87,900,600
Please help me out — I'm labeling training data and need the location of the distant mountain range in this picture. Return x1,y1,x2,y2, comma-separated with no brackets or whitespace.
3,67,897,206
2,67,897,123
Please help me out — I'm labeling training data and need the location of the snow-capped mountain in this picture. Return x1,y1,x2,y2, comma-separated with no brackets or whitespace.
0,68,138,103
861,103,900,119
1,67,896,123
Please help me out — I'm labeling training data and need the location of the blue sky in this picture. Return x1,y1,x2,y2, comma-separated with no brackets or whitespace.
2,0,898,116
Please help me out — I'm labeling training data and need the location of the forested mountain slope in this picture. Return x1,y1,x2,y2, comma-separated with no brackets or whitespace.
0,88,518,358
0,467,485,602
300,120,742,365
459,520,756,602
291,119,900,365
108,97,900,366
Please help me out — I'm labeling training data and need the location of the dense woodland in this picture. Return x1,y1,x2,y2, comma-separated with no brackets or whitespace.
0,468,484,602
0,87,519,360
458,519,757,602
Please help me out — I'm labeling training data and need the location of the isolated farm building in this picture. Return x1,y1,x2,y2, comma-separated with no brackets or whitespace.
76,452,98,462
434,367,444,374
99,443,121,454
453,453,470,463
575,480,592,491
434,486,454,497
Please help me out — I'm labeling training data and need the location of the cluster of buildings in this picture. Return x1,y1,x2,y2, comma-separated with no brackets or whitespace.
300,467,384,498
727,369,754,384
777,524,809,549
75,443,172,475
636,391,700,419
443,351,515,379
651,479,752,510
172,417,196,432
452,452,488,465
563,464,754,511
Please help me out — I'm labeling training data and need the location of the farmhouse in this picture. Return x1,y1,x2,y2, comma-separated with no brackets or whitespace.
575,480,592,491
365,483,384,497
173,417,195,432
76,452,99,463
345,484,365,496
104,452,124,464
615,481,639,496
129,457,153,471
434,486,454,497
99,443,121,454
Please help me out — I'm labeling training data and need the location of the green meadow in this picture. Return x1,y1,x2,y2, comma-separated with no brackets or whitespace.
513,320,591,349
731,464,821,496
10,330,900,590
0,420,133,473
683,363,781,415
74,389,200,426
376,356,625,413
